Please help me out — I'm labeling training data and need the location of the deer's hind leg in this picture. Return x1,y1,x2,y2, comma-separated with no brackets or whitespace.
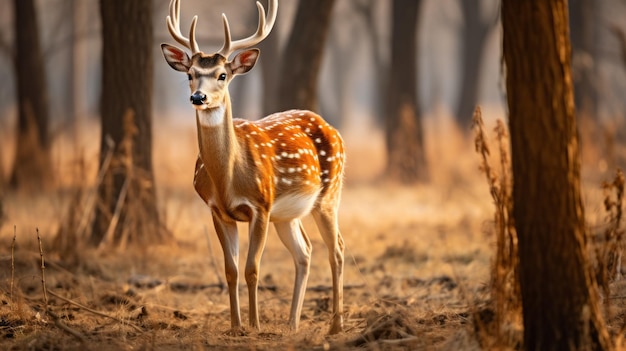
311,204,344,335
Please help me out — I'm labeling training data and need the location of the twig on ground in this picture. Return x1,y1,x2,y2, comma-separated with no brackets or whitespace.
46,308,87,343
47,288,144,334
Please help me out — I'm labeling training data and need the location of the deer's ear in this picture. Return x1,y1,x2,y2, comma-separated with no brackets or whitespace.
161,43,191,72
229,49,259,75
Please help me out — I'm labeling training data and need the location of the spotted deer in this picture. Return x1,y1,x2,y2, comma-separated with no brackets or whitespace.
160,0,345,335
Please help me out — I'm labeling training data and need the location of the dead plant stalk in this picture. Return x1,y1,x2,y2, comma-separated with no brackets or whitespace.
11,225,15,303
471,106,521,348
37,229,87,342
37,228,48,307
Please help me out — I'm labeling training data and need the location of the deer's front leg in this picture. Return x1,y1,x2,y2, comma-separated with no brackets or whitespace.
274,219,312,331
245,209,270,330
212,212,242,333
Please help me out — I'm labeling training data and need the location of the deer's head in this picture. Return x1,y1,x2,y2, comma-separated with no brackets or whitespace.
161,0,277,110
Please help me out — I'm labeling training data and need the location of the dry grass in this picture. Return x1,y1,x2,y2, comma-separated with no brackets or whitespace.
471,107,521,350
1,107,626,350
596,170,626,308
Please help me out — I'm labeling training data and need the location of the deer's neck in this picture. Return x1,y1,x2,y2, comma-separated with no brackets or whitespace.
195,96,240,192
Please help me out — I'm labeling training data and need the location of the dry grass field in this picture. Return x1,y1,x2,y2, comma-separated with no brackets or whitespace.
1,111,625,350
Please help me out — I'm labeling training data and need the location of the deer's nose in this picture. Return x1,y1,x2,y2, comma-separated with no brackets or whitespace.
190,92,207,105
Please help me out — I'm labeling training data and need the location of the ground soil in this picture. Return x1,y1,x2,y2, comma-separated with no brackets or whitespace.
1,117,624,350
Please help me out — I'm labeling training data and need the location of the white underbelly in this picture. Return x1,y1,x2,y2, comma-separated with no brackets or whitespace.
270,191,320,221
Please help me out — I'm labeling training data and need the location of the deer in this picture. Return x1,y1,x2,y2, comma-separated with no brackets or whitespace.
160,0,345,335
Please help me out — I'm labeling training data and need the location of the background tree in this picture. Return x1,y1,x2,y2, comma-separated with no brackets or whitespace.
9,0,53,192
276,0,336,112
321,0,375,128
454,0,498,129
91,0,169,247
502,0,612,349
257,1,281,117
569,0,598,120
354,0,387,127
385,0,427,183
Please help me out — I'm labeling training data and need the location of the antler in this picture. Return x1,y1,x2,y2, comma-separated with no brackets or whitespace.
217,0,278,59
166,0,200,54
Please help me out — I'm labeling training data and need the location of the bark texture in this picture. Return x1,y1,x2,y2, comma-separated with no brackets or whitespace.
502,1,612,349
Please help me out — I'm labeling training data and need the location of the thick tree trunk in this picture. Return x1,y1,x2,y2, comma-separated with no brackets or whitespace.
502,1,612,350
385,0,427,183
91,0,169,247
276,0,335,112
10,0,53,192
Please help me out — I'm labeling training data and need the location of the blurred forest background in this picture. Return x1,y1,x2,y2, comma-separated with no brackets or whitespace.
1,0,626,193
1,0,626,251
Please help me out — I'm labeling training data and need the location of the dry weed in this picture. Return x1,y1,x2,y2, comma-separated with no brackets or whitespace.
53,155,90,266
471,106,521,349
54,110,170,255
596,169,625,312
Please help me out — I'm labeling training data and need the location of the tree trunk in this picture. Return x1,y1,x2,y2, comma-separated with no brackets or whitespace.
502,1,612,350
91,0,169,248
356,0,388,127
385,0,427,183
9,0,53,192
66,0,76,143
258,12,280,117
569,0,597,120
455,0,495,129
276,0,335,112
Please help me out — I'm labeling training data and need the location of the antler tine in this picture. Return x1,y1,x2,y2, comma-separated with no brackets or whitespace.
166,0,188,48
189,16,200,54
217,0,278,59
219,14,233,57
166,0,200,54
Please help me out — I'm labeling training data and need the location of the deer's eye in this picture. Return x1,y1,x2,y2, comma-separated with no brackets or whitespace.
218,73,227,81
187,73,192,81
